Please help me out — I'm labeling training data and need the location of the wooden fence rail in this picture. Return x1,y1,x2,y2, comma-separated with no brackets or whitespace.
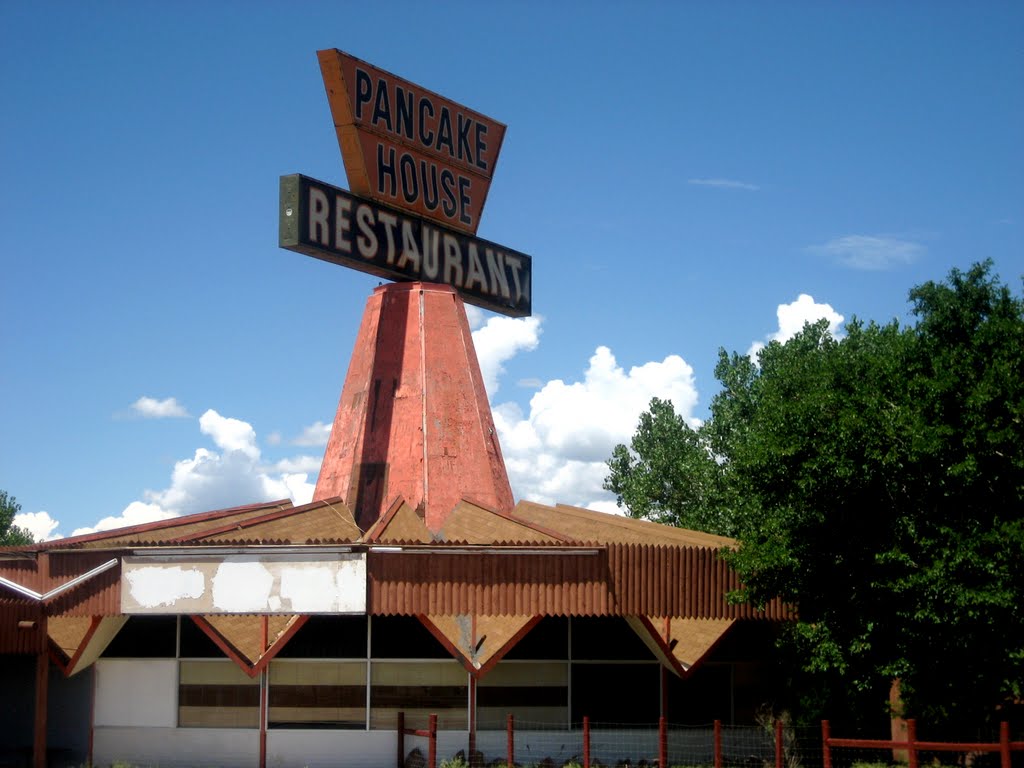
823,719,1023,768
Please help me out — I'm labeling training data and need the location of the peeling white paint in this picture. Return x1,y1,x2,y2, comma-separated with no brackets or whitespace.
281,566,337,612
125,566,205,608
121,553,367,614
212,560,274,613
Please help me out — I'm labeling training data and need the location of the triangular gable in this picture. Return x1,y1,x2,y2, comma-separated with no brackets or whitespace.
438,500,570,545
362,498,433,543
190,614,308,677
626,615,734,676
419,613,540,677
49,615,128,676
180,497,360,544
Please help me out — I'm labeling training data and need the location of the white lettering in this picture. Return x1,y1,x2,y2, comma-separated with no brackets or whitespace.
398,220,422,272
378,211,399,265
309,187,330,246
504,253,525,304
465,244,487,292
356,204,377,259
442,234,463,286
334,196,352,254
485,248,510,299
422,225,440,280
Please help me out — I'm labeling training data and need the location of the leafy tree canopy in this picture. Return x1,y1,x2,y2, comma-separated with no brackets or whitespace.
0,490,34,546
606,262,1024,734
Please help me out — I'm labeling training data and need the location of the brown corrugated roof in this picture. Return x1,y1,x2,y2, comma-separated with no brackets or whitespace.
515,501,735,549
438,500,565,545
189,498,359,544
363,499,433,543
35,500,294,550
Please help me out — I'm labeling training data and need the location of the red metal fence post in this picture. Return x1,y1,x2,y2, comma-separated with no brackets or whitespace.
583,716,591,768
1000,721,1011,768
429,713,438,768
507,714,515,768
659,716,667,768
906,719,918,768
775,719,783,768
714,720,722,768
398,711,406,768
821,721,831,768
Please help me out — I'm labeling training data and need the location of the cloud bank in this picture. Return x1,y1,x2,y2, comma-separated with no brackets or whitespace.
811,234,924,270
38,291,843,536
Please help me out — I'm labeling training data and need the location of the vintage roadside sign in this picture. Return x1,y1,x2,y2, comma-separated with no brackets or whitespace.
317,48,506,236
280,174,531,317
281,49,531,317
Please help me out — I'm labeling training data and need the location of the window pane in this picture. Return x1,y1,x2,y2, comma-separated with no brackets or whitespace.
102,616,177,658
477,661,568,729
276,616,368,659
269,660,367,729
370,661,466,730
178,660,259,728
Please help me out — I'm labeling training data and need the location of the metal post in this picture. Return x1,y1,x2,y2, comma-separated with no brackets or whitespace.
397,711,405,768
821,721,831,768
583,715,590,768
659,716,667,768
906,719,918,768
507,714,514,768
714,719,722,768
429,713,438,768
34,643,48,768
469,676,477,765
775,719,783,768
999,721,1010,768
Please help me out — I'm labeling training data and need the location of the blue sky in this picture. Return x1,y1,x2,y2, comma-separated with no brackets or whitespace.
3,2,1022,540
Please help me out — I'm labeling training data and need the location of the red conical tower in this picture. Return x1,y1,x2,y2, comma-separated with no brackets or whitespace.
313,282,514,533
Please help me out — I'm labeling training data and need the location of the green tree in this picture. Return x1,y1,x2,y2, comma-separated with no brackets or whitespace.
608,262,1024,734
604,398,738,536
0,490,34,546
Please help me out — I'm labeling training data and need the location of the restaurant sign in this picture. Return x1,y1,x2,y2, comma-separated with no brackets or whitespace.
317,48,506,236
280,174,531,317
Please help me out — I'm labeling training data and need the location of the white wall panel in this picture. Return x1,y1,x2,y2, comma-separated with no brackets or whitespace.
94,659,176,727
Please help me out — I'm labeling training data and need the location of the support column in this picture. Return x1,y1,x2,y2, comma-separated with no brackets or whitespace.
34,614,48,768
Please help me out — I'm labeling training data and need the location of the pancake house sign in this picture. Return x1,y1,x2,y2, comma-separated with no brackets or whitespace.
280,49,531,317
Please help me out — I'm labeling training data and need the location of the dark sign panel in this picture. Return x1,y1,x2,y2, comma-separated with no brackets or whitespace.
317,49,506,236
279,174,531,318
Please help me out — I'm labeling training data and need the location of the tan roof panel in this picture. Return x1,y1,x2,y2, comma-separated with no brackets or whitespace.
513,501,735,549
363,499,433,544
62,500,295,549
439,500,565,545
193,499,360,544
421,613,539,675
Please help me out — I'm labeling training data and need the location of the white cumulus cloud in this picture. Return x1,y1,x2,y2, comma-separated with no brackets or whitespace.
200,410,259,459
747,294,845,359
811,234,924,270
493,345,700,511
292,421,332,447
72,501,176,537
471,315,542,397
69,409,317,538
131,396,189,418
13,511,61,541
